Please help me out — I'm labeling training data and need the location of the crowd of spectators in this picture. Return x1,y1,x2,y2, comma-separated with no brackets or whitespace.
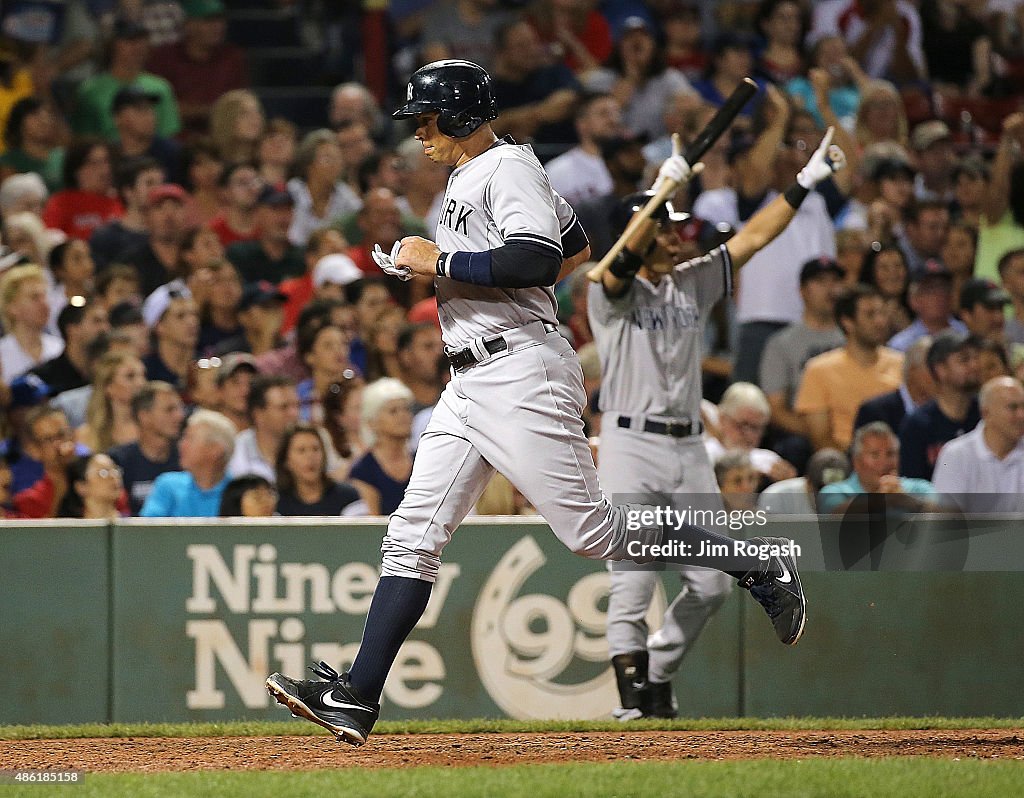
2,0,1024,522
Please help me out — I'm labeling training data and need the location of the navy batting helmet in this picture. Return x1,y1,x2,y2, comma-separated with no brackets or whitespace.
610,191,685,238
610,191,734,254
392,60,498,138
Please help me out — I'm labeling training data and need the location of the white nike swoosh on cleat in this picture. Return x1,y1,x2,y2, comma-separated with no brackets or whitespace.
776,560,793,584
320,690,369,712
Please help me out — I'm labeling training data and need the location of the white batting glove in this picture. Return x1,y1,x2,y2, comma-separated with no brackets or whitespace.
796,126,847,189
371,242,412,281
651,133,693,193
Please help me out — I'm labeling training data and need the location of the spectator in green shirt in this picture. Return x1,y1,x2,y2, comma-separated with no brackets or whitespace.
71,18,181,143
0,98,64,191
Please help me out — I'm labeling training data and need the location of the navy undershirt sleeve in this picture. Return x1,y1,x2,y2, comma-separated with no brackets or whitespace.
443,240,562,288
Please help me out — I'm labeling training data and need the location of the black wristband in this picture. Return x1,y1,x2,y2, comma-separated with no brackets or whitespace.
436,252,448,277
783,182,810,209
609,247,644,280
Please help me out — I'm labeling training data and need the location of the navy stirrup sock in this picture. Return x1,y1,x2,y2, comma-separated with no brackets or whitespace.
347,576,432,703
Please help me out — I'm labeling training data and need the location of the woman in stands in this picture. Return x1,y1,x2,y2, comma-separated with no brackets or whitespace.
754,0,806,85
275,423,366,516
77,351,146,452
41,138,121,240
348,377,414,516
210,90,265,165
57,453,127,519
854,80,909,151
0,263,63,384
320,375,367,479
285,128,360,247
858,241,912,339
297,321,352,423
47,239,95,329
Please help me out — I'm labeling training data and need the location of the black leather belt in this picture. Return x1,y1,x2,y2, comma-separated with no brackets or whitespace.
446,323,558,371
617,415,702,438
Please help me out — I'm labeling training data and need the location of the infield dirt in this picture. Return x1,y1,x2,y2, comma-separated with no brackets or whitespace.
3,729,1023,772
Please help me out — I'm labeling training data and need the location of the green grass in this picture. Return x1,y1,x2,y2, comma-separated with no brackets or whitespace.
4,760,1022,798
2,716,1022,741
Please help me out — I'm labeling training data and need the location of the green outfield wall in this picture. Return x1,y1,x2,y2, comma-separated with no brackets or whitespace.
2,516,1023,725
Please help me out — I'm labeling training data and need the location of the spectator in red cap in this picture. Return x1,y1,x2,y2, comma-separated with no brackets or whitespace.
124,183,190,296
407,295,440,328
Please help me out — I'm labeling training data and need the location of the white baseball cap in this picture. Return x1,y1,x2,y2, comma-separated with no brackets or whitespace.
313,253,362,289
142,281,192,328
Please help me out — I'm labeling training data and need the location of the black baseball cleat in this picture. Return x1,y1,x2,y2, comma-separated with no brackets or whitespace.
739,536,806,646
642,680,678,719
266,661,379,746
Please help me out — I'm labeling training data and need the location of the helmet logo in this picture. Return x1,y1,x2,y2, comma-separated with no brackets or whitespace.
407,83,413,101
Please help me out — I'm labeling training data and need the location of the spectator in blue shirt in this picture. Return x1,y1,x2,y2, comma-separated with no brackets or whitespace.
819,421,937,514
140,408,235,517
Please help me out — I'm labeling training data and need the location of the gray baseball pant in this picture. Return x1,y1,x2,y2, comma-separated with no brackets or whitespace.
380,323,662,581
600,422,733,684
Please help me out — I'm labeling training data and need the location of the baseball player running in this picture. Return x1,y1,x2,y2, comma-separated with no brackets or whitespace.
594,130,847,720
266,60,820,746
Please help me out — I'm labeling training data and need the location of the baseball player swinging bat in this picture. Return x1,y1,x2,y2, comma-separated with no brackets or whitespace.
586,77,759,283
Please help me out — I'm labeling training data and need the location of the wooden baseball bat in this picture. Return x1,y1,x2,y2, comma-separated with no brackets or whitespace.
586,77,759,283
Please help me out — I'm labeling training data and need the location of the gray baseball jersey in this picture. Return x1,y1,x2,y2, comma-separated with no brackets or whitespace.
589,247,734,689
588,245,732,419
433,140,579,347
378,136,661,586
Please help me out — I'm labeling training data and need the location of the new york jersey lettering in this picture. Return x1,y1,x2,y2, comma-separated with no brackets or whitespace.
440,199,475,235
630,304,699,331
